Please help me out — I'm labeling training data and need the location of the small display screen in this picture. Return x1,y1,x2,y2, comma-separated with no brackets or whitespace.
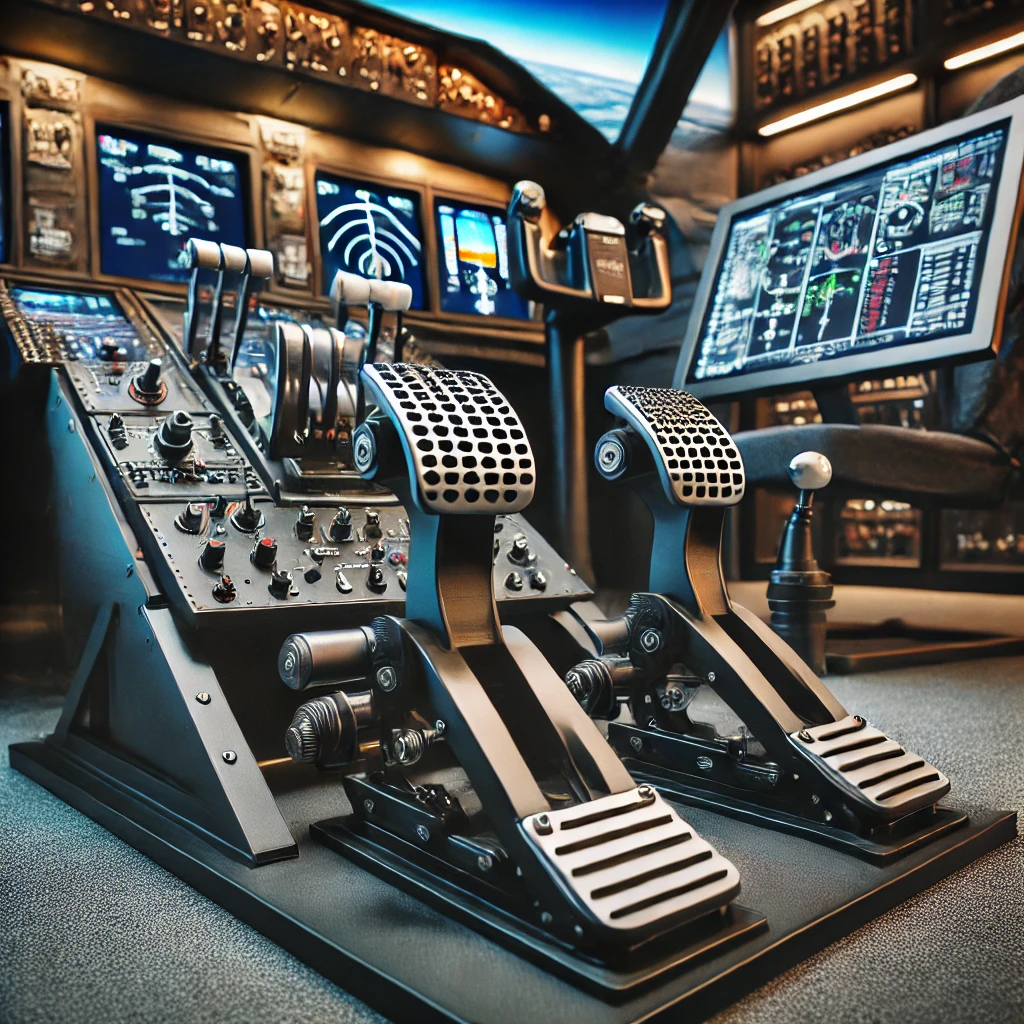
434,199,530,319
315,171,426,309
688,121,1010,384
10,287,143,359
96,126,248,283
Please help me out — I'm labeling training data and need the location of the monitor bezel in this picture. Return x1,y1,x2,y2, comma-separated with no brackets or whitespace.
673,95,1024,400
431,194,533,323
88,119,257,291
0,98,10,268
310,164,430,311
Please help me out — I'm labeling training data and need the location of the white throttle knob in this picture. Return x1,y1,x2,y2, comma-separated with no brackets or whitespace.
788,451,832,491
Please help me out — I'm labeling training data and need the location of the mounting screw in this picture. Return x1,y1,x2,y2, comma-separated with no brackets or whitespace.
222,750,237,764
533,814,553,836
637,785,654,801
435,719,446,734
629,735,644,753
376,665,398,691
195,692,211,705
707,671,716,683
811,794,821,805
476,854,493,873
415,824,430,842
574,925,584,939
639,628,661,653
798,730,813,742
363,799,375,814
853,715,865,725
540,911,553,926
824,810,833,822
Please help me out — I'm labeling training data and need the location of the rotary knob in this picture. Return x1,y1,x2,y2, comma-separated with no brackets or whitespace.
154,410,194,461
504,571,524,592
175,502,206,534
269,569,293,599
370,542,386,562
200,539,226,571
367,565,387,593
328,506,353,543
285,710,323,764
507,532,533,565
363,509,382,540
212,575,236,603
251,536,278,569
296,505,316,540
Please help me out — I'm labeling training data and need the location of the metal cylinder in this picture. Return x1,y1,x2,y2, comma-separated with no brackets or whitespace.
285,689,376,767
278,625,375,690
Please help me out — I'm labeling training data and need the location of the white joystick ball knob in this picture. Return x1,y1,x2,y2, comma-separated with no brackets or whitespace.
788,451,832,491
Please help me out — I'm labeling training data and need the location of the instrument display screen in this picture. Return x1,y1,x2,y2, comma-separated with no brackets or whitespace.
96,126,248,284
315,171,426,309
434,199,530,319
688,121,1010,386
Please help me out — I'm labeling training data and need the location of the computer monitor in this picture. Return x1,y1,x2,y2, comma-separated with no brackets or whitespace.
96,126,248,284
434,198,530,319
314,171,426,309
675,96,1024,399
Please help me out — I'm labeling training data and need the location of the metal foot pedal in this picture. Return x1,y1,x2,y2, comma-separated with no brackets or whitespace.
523,786,740,931
278,365,745,968
576,384,954,846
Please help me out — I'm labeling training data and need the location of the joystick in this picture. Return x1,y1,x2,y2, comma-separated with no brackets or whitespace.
230,493,264,533
327,506,353,543
278,365,741,964
565,385,952,856
154,410,195,461
129,358,168,406
767,452,836,675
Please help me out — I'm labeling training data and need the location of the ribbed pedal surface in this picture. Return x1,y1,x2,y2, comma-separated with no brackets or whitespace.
363,363,535,514
605,385,744,506
522,787,739,932
793,715,950,817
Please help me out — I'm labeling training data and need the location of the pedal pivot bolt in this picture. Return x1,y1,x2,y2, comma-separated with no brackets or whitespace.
376,665,397,691
533,814,553,835
640,628,661,652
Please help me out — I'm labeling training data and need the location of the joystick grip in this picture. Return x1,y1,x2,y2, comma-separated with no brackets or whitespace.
356,363,535,515
789,451,832,492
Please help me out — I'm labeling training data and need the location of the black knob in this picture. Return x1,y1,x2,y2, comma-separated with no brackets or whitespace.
251,536,278,568
370,542,386,562
175,502,206,534
269,569,292,599
507,532,531,565
107,412,128,450
504,571,524,591
209,495,229,519
367,565,387,593
200,539,226,570
212,575,236,603
99,338,121,361
363,510,382,540
296,505,316,540
529,570,548,592
154,410,194,461
231,494,264,533
329,507,353,543
130,358,166,405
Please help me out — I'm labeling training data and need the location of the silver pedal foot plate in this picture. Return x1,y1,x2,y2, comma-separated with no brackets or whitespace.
522,786,740,934
792,715,950,819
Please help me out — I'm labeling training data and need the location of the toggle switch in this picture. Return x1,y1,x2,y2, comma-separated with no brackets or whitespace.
129,358,167,406
212,575,236,603
251,536,278,568
507,532,534,565
504,571,524,592
363,509,382,539
370,542,386,562
231,494,264,533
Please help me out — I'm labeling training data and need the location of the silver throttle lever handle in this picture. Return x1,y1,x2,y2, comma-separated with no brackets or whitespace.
226,247,274,374
205,244,249,370
183,238,222,360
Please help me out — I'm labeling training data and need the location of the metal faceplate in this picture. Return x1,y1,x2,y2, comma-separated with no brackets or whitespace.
362,363,536,515
521,787,740,933
605,386,745,508
792,715,951,819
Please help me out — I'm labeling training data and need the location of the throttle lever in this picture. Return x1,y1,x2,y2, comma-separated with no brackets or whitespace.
205,244,248,370
227,247,274,375
183,238,222,360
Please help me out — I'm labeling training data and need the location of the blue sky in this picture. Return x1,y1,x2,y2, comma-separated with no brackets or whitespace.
366,1,669,82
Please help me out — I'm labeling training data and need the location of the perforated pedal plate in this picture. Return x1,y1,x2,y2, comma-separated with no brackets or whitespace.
522,786,739,934
605,385,745,506
792,715,951,820
362,363,536,514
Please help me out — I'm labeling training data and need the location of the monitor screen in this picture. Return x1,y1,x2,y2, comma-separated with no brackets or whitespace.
683,117,1016,394
434,199,530,319
315,171,426,309
0,102,8,265
96,126,248,284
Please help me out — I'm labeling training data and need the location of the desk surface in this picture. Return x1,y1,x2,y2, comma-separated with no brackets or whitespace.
2,654,1022,1024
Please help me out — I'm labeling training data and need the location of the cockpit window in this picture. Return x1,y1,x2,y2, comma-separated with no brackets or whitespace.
364,0,670,141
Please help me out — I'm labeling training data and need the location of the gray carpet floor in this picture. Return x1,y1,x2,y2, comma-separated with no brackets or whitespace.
1,655,1022,1024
